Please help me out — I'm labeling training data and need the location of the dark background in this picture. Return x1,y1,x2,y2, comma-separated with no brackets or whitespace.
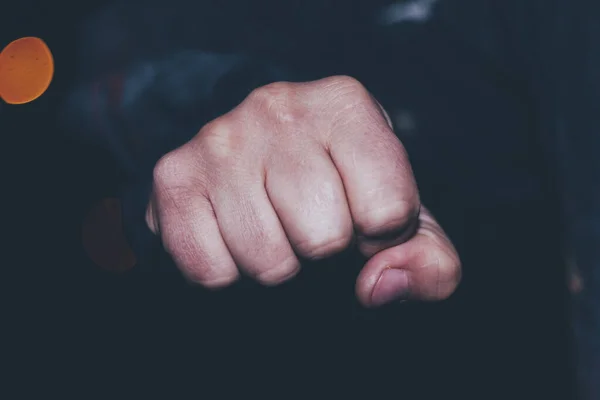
3,0,576,397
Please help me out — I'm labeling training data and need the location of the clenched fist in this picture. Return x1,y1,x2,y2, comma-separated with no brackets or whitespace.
146,76,461,307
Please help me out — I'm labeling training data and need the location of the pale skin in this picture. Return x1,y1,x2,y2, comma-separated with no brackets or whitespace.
146,76,462,307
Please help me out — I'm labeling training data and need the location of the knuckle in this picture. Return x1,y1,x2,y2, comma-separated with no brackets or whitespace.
153,149,194,193
355,201,420,238
255,257,301,286
296,234,353,260
319,76,383,133
199,117,240,161
201,116,232,138
247,82,304,123
249,82,294,105
325,75,366,91
322,75,371,103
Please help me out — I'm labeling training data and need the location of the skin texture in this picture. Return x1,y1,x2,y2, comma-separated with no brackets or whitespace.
146,76,461,307
0,37,54,104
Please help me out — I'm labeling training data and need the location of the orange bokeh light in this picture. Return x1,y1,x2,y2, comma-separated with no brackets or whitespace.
82,198,137,273
0,37,54,104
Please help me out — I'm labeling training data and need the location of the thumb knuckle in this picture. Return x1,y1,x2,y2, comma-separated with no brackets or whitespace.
430,250,462,300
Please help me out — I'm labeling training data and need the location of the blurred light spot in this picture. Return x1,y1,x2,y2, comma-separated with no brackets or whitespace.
0,37,54,104
394,109,417,137
82,198,137,273
377,0,439,26
567,256,583,295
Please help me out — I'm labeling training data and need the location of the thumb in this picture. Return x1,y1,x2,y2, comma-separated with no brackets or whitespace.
355,207,462,307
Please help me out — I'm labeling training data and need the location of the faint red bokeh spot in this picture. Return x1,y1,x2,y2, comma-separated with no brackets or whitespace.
567,256,583,295
82,197,136,273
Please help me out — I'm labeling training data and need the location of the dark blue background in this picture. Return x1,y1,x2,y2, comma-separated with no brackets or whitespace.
4,0,592,398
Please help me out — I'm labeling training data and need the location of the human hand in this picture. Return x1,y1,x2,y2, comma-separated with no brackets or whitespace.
146,76,461,307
